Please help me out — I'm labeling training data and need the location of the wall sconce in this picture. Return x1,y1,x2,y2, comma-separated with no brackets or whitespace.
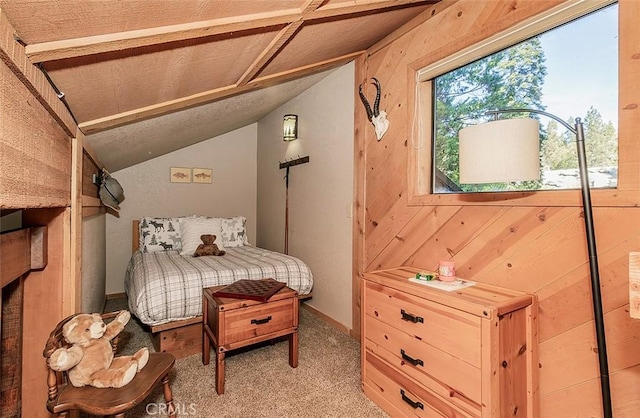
283,114,298,141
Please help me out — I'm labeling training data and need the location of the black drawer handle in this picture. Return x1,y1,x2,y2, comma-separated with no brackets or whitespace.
251,315,272,325
401,349,424,367
401,309,424,323
400,389,424,410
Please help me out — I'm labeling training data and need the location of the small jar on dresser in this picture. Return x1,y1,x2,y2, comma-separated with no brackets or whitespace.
362,266,538,417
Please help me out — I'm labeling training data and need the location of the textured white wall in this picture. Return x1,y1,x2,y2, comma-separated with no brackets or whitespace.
105,124,258,294
82,214,106,313
257,63,355,329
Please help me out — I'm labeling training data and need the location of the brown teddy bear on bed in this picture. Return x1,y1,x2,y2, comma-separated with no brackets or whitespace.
194,234,226,257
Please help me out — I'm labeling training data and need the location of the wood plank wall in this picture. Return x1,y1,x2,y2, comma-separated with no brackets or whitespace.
0,62,71,209
354,0,640,416
1,10,105,417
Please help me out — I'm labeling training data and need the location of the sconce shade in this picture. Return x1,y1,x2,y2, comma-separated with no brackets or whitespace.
283,114,298,141
459,118,541,184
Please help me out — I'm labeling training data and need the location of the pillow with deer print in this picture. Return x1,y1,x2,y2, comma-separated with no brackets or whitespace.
218,216,249,247
138,217,185,253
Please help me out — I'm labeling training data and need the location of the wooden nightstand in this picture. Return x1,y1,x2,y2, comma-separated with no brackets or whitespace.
202,284,299,394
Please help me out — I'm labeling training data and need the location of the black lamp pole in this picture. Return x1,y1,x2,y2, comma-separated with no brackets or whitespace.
487,108,612,418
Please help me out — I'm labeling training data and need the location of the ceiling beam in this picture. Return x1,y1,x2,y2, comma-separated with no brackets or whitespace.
250,51,364,86
236,0,325,86
78,51,364,135
25,0,434,64
0,11,76,136
25,9,301,63
236,22,304,87
307,0,436,20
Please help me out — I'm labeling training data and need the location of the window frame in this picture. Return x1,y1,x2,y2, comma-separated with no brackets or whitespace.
407,0,637,208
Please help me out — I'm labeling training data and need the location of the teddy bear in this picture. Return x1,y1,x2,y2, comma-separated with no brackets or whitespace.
48,310,149,388
193,234,226,257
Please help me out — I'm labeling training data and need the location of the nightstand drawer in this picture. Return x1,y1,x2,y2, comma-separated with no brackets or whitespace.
365,317,481,409
364,281,481,366
223,298,294,345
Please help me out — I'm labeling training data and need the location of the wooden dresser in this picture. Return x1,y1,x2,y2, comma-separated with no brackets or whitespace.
362,266,538,417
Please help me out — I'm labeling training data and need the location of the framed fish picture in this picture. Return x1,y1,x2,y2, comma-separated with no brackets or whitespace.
193,168,212,184
170,167,191,183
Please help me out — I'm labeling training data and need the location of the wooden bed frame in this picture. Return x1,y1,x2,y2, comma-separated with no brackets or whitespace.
130,220,311,359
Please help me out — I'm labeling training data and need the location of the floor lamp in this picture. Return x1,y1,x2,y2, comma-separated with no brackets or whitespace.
458,108,612,418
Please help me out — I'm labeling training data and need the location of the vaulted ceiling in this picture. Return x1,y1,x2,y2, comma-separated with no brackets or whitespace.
1,0,440,171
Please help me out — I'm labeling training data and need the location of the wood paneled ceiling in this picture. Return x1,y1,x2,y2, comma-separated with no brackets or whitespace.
1,0,440,170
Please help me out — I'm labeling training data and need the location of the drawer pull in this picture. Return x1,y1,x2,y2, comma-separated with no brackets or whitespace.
400,389,424,410
251,316,272,325
400,309,424,323
400,349,424,367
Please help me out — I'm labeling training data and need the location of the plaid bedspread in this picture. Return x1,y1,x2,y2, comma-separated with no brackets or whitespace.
124,246,313,326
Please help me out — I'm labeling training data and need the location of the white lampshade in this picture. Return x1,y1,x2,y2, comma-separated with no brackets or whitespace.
459,118,541,184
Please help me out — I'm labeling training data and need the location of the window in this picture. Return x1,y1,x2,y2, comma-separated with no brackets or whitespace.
410,0,619,199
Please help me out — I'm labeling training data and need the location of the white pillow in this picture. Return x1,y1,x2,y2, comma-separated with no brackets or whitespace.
179,217,225,256
218,216,249,247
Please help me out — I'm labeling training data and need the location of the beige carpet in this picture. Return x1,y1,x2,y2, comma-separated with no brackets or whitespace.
99,297,388,418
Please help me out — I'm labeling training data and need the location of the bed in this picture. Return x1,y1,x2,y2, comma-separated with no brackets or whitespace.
124,216,313,358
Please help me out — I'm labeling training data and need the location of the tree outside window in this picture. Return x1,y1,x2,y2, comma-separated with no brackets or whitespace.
432,3,618,194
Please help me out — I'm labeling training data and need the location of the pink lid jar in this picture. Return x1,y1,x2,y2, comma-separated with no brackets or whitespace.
438,260,456,282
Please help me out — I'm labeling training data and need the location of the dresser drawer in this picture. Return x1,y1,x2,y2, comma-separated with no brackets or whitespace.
364,351,478,418
364,280,481,366
365,317,481,410
223,298,294,345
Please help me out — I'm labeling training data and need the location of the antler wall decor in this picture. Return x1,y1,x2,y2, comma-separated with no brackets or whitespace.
359,77,389,141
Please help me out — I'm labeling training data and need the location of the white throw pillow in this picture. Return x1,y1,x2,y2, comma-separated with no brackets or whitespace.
180,217,225,256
